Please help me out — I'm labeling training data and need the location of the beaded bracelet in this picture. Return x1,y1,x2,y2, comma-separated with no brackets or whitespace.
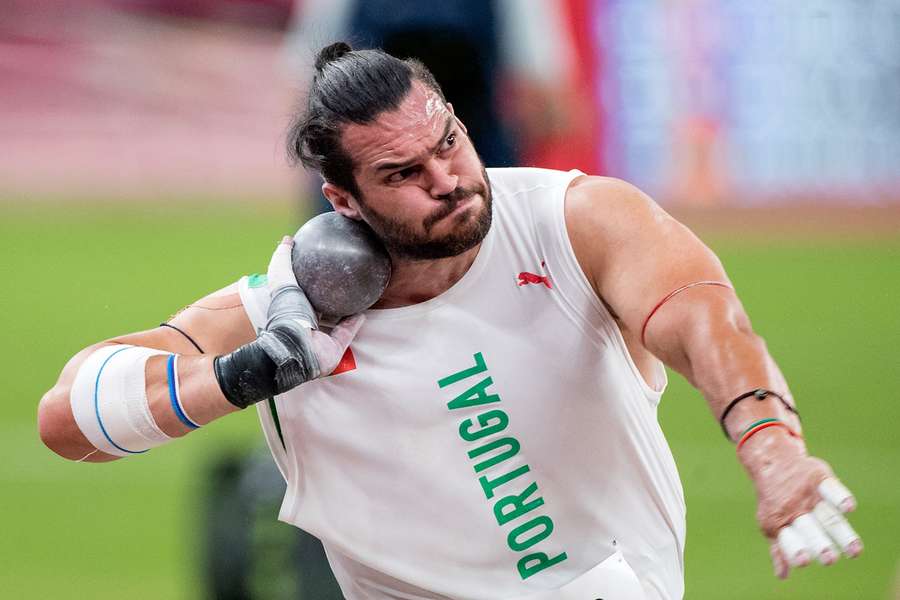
736,418,802,451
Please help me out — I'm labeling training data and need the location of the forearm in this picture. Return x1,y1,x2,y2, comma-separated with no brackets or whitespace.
651,290,802,445
39,239,361,463
38,283,262,461
39,344,240,462
145,353,240,436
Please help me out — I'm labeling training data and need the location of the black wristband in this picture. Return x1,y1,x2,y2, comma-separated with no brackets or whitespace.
719,388,800,441
213,340,279,409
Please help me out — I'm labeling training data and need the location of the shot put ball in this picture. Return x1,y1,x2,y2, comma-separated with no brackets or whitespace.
291,212,391,318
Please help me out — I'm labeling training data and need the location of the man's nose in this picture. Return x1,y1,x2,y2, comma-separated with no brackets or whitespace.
424,159,458,198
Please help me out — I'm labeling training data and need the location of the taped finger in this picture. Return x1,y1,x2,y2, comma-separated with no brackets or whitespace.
777,525,810,567
267,237,298,290
813,501,863,558
770,542,790,579
818,478,856,513
793,513,839,565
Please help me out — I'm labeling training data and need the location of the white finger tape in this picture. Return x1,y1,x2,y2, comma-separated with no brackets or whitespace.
267,242,297,289
813,501,860,552
777,525,808,566
819,478,856,513
793,513,838,564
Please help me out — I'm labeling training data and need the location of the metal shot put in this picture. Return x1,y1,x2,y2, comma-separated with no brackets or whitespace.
39,42,863,599
292,212,391,319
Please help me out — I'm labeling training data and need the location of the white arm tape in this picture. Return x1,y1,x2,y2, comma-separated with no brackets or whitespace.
70,345,173,456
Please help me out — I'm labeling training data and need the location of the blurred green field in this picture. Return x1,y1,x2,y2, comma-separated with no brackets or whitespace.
1,202,897,599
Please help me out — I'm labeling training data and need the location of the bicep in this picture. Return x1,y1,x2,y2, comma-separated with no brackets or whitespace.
566,177,736,349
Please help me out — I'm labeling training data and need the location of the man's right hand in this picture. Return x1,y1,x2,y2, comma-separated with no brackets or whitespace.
265,235,365,376
213,237,364,408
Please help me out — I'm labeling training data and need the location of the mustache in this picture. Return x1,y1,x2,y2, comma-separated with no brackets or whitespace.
424,184,486,231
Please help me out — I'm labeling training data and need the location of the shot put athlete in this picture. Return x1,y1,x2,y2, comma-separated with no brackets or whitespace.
38,44,863,599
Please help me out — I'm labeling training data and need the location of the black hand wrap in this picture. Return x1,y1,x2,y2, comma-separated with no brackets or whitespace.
214,285,320,409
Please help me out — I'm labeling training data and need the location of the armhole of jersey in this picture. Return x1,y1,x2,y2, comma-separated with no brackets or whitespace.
237,275,293,482
535,172,669,405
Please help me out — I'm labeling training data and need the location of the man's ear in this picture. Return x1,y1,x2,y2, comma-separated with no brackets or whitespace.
323,182,362,220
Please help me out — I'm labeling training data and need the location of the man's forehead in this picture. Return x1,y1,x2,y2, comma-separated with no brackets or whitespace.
342,83,451,168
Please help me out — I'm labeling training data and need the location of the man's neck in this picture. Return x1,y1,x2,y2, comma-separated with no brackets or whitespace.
372,243,482,309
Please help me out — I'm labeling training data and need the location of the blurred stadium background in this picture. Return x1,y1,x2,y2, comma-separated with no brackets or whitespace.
2,1,898,598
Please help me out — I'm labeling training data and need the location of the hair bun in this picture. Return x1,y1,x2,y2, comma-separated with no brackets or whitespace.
315,42,352,71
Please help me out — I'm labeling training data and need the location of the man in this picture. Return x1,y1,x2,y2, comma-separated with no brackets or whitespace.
38,44,862,599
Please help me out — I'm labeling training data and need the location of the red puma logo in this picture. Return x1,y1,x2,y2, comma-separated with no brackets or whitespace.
517,261,552,289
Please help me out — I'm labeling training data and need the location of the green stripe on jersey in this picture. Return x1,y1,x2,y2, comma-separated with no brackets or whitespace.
267,398,285,449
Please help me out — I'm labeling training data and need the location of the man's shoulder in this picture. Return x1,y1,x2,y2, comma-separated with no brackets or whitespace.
564,175,665,237
565,174,643,197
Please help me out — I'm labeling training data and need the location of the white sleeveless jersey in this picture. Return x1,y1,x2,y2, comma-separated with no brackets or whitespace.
239,168,686,600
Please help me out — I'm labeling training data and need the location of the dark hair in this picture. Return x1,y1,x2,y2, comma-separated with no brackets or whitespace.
287,42,446,198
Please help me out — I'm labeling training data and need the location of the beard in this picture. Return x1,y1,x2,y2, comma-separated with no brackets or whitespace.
356,167,493,261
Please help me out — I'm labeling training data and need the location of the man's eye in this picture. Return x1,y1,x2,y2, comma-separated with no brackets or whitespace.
387,167,417,183
442,133,457,151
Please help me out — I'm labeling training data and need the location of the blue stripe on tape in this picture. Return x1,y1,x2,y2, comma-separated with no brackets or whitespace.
167,354,200,429
94,346,147,455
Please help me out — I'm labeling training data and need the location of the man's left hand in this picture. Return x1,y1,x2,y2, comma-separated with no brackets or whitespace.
738,430,863,578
